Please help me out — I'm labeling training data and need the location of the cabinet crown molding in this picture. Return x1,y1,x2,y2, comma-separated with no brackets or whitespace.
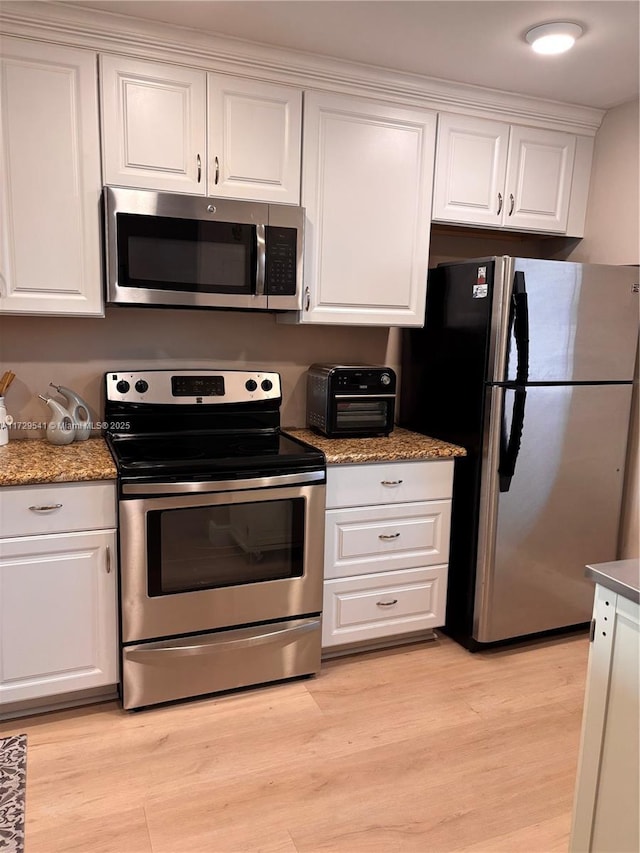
1,1,604,136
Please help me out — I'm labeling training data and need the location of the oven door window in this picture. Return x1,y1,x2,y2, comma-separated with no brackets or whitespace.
147,498,304,595
117,213,256,294
335,399,391,431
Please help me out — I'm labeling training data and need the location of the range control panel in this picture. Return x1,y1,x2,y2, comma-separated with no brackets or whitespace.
105,370,281,405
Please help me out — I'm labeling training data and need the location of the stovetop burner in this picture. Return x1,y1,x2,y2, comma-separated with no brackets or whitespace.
103,369,325,484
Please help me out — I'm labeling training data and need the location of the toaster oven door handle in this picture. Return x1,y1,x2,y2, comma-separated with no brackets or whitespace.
255,223,266,296
333,394,396,399
125,619,319,661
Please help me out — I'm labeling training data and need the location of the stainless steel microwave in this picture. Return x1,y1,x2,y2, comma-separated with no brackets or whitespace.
104,187,304,312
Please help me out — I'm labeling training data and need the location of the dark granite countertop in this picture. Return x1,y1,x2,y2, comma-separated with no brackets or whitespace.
284,427,466,465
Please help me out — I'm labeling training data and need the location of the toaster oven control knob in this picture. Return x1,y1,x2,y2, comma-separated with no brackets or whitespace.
245,379,258,392
116,380,130,394
381,373,392,386
135,380,149,394
261,379,273,392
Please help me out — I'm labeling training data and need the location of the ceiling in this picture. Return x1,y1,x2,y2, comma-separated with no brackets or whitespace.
64,1,639,110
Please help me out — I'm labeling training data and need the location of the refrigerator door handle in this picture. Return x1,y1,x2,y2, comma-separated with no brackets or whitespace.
512,271,530,384
499,387,527,493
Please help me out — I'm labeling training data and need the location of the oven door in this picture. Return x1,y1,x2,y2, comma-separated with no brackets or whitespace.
119,476,325,643
105,187,269,310
329,394,396,437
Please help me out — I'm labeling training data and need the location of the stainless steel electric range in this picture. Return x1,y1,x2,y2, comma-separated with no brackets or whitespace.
103,369,326,710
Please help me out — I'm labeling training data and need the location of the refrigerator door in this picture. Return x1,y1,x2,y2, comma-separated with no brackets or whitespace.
474,382,633,643
504,259,639,383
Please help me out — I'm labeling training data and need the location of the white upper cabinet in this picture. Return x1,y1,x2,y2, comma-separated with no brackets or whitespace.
100,57,302,203
432,113,579,234
0,38,103,316
300,91,436,326
207,75,301,203
100,55,207,194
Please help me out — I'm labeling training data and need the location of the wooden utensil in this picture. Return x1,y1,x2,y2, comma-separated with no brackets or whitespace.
0,371,16,395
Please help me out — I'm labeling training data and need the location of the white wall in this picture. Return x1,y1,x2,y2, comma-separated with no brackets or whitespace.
564,99,639,558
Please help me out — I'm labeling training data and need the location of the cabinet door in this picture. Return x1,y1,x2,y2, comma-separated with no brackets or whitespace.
301,92,436,326
208,75,301,203
505,125,576,233
0,530,118,705
432,113,510,226
100,55,206,194
0,38,102,316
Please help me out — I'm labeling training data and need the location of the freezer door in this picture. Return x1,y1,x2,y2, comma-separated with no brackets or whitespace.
474,383,633,643
504,259,638,383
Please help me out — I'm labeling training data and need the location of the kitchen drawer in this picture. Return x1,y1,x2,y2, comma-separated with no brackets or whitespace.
322,565,447,648
326,460,454,509
0,481,117,537
325,500,450,579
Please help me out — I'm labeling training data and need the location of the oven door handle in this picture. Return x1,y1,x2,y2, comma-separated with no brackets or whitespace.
125,620,319,661
121,469,325,495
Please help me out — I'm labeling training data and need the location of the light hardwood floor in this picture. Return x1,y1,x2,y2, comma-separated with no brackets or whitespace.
1,632,589,853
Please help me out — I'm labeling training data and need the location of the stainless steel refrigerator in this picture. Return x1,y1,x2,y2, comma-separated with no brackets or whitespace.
400,257,638,649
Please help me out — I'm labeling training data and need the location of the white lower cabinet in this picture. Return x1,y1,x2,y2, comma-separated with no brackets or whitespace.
322,460,453,651
570,583,640,853
0,482,118,711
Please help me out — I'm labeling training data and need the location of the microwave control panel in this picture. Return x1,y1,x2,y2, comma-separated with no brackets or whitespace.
265,226,297,295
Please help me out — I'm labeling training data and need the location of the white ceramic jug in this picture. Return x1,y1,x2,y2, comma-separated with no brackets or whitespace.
49,383,91,441
39,395,75,445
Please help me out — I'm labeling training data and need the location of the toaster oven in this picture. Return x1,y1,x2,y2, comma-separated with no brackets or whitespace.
306,364,396,438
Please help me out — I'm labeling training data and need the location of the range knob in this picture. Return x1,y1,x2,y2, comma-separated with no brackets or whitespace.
380,373,392,386
116,380,130,394
261,379,273,392
245,379,258,392
135,379,149,394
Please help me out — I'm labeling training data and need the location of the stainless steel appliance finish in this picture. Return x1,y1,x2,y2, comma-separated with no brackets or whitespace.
104,369,326,709
105,186,304,312
119,478,325,644
306,363,396,437
400,257,639,648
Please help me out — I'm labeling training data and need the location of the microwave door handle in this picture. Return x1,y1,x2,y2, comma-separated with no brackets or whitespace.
255,224,266,296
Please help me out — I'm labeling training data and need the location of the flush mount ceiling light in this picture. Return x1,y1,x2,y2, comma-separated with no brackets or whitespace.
525,22,584,55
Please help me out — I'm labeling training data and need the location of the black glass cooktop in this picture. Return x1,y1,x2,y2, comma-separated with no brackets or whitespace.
108,431,325,478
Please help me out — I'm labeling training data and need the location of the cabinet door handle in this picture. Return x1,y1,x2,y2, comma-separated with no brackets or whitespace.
197,154,202,183
29,504,63,512
509,193,515,216
377,599,398,607
214,156,220,185
378,533,400,540
381,480,403,486
497,192,503,215
304,286,311,311
106,545,112,574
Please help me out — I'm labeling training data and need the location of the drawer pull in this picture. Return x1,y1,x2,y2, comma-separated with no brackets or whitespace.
377,599,398,607
106,545,112,574
381,480,403,486
28,504,63,512
378,533,400,540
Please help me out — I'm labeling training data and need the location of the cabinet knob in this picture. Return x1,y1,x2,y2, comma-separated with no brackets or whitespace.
197,154,202,183
29,504,63,512
304,287,311,311
509,193,515,216
106,545,112,574
497,192,503,215
214,156,220,185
